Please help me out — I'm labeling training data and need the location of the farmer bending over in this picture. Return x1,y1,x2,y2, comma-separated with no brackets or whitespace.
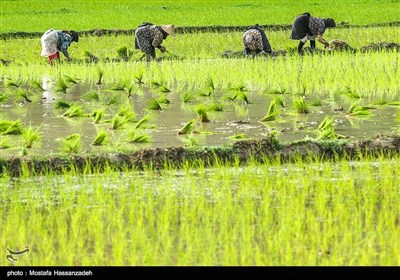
134,23,176,61
40,29,79,64
290,12,336,54
242,24,272,57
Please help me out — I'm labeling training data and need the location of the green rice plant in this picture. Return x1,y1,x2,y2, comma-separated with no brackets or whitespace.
209,101,224,112
109,83,126,91
387,101,400,106
84,51,99,64
0,92,8,103
342,86,361,99
82,90,100,101
104,95,119,106
117,103,136,122
346,103,375,116
54,77,69,93
147,99,165,111
5,78,21,88
159,85,171,93
293,97,310,114
373,100,388,105
180,134,198,147
198,89,213,98
14,89,32,103
96,67,104,85
0,119,22,135
135,71,144,84
318,116,334,131
62,133,81,154
274,96,285,108
228,133,248,140
268,88,287,95
110,114,128,130
260,100,279,122
125,83,135,97
194,104,210,123
92,130,108,146
310,97,322,106
54,100,71,109
22,126,41,148
181,92,196,103
126,129,152,143
317,116,339,140
178,119,195,135
206,76,215,91
31,80,45,91
90,108,105,124
233,91,251,104
0,137,11,149
116,46,133,62
62,103,86,118
231,85,247,92
157,95,170,105
64,75,80,85
134,113,151,129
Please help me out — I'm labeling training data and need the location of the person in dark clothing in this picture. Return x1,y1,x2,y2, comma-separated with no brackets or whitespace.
134,23,176,61
290,12,336,54
242,24,272,57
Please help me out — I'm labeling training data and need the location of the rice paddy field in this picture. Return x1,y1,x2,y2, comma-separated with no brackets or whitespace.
1,0,400,266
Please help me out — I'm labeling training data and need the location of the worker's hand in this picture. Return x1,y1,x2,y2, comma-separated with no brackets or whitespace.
66,57,72,62
159,46,166,53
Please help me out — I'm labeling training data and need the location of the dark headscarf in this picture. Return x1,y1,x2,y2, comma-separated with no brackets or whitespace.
70,31,79,42
324,18,336,28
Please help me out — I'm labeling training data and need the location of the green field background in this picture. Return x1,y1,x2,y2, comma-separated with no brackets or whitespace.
1,0,400,33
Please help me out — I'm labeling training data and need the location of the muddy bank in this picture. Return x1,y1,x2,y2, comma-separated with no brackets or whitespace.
1,21,400,40
1,134,399,177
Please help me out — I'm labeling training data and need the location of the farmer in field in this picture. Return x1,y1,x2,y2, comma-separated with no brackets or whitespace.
40,29,79,64
134,22,176,61
290,12,336,54
242,24,272,57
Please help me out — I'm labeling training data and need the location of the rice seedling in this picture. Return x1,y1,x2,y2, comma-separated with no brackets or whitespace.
90,108,105,124
310,97,322,106
158,85,171,93
180,134,199,147
109,83,126,91
134,113,151,129
268,88,288,95
125,83,135,98
318,116,335,131
109,114,128,130
181,92,196,103
5,78,21,88
116,46,133,62
274,96,286,108
346,103,375,116
62,103,86,118
228,133,248,140
14,89,32,103
54,100,71,109
373,100,388,105
0,92,8,103
31,80,45,91
206,76,215,91
0,137,11,149
62,133,81,154
0,119,22,135
231,91,251,105
84,51,99,64
293,97,310,114
82,90,100,101
54,77,69,93
194,104,210,123
96,67,104,85
342,86,361,99
260,100,279,122
22,125,41,148
64,75,80,85
147,99,165,111
134,71,144,84
92,130,108,146
178,119,195,135
117,103,136,122
209,101,224,112
104,94,119,106
126,129,152,144
198,89,213,98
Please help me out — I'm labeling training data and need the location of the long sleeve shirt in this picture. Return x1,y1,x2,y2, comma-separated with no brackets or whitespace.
57,31,73,58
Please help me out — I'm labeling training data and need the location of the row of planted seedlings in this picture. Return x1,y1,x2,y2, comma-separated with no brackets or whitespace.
1,55,399,156
2,153,400,265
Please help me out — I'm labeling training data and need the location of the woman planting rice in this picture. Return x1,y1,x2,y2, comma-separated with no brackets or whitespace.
242,24,272,57
40,29,79,64
134,23,176,61
290,12,336,54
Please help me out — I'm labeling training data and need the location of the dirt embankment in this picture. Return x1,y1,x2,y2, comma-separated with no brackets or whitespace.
1,135,399,177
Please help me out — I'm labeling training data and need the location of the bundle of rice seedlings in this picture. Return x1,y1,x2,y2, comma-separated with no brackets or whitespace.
110,114,128,130
92,130,108,146
15,89,32,103
126,129,152,143
195,104,210,123
22,126,41,148
0,119,22,135
62,103,86,118
62,134,81,154
5,78,21,88
293,97,309,114
82,90,100,101
54,100,71,109
90,108,105,124
178,119,195,135
134,113,151,129
260,100,279,122
31,80,45,91
209,101,224,112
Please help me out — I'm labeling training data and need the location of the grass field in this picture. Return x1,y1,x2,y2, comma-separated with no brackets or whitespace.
1,0,400,34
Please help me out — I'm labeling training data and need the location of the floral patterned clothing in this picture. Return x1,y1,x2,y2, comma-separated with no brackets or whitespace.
242,29,263,51
308,16,326,36
134,25,165,56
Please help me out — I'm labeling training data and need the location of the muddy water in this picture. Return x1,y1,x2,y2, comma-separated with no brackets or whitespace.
0,79,399,157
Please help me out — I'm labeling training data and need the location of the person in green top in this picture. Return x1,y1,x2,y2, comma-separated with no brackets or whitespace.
40,29,79,64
